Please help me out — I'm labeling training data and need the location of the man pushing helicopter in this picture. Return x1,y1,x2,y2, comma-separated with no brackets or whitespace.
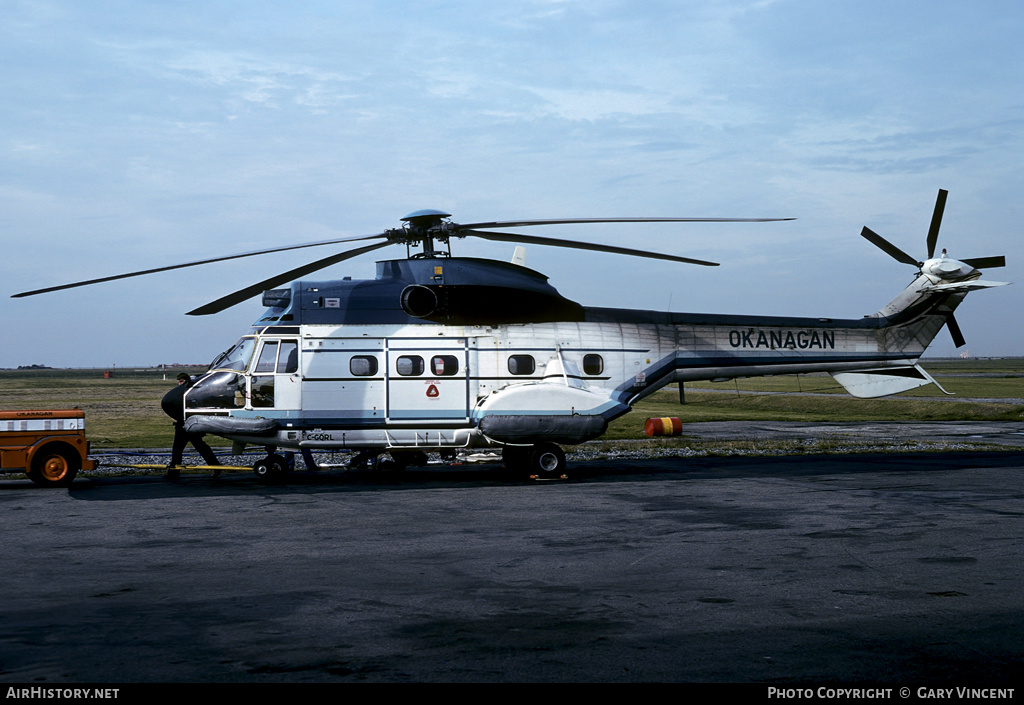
161,373,221,479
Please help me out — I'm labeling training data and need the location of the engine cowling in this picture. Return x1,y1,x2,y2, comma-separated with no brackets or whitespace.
399,283,585,323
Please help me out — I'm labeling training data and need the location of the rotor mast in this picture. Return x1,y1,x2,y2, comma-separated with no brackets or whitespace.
397,209,453,258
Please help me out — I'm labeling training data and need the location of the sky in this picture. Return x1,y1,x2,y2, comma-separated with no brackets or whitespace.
2,0,1022,369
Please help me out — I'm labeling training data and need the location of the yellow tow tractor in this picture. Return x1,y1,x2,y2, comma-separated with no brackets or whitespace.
0,409,97,486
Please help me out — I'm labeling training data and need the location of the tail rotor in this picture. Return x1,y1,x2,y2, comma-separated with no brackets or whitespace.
861,189,1006,348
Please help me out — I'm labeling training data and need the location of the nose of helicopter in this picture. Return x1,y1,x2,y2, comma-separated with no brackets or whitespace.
183,371,247,410
160,382,187,421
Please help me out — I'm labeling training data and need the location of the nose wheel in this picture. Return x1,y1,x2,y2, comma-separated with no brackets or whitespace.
253,450,293,479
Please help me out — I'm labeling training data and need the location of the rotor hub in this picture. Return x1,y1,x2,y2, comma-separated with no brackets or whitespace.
396,209,454,256
401,209,451,230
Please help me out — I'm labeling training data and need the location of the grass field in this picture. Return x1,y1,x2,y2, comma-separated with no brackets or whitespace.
1,360,1022,449
0,367,208,448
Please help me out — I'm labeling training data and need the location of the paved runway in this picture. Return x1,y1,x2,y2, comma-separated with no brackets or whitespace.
1,447,1022,684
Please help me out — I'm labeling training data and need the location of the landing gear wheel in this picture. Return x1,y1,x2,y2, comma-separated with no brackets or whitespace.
528,443,566,477
28,445,80,487
253,454,288,480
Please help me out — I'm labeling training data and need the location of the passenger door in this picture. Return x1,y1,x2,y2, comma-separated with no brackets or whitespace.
386,339,469,423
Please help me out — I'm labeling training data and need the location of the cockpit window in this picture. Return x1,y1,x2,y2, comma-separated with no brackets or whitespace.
278,341,298,373
209,337,257,372
254,341,279,373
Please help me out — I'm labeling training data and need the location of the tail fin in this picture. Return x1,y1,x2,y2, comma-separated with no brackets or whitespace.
830,277,1006,398
829,189,1009,398
871,272,1008,353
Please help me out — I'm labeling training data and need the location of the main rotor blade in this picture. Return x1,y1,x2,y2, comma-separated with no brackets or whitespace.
926,189,948,259
454,216,795,230
462,229,719,266
861,227,919,266
961,255,1006,269
186,240,393,316
946,312,966,348
11,232,388,298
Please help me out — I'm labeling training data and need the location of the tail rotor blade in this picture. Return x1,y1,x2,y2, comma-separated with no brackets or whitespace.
961,255,1006,269
861,227,919,266
926,189,948,259
946,312,966,348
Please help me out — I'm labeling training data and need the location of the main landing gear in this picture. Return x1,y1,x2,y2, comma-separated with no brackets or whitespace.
502,442,567,477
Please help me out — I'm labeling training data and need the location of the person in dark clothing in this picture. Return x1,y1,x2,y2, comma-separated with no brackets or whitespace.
161,373,220,479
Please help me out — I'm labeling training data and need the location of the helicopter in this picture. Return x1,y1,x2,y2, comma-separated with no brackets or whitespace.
12,189,1008,477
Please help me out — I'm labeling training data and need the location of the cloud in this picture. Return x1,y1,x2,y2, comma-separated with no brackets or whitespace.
2,0,1022,366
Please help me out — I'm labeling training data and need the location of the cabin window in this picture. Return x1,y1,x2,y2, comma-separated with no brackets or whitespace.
350,355,378,377
431,355,459,376
397,355,425,376
583,354,603,375
508,354,535,376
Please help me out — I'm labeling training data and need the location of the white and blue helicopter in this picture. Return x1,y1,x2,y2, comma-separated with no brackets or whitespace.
13,189,1007,477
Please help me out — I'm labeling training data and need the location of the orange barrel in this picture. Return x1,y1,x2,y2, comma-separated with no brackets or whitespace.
644,417,683,437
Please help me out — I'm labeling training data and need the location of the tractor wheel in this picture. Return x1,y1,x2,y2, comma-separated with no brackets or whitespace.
28,444,80,487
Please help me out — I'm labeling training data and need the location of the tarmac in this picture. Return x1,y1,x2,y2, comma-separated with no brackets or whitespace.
666,420,1024,449
1,422,1022,684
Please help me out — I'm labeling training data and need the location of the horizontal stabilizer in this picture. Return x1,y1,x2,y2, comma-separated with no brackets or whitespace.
917,280,1010,294
831,364,950,399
